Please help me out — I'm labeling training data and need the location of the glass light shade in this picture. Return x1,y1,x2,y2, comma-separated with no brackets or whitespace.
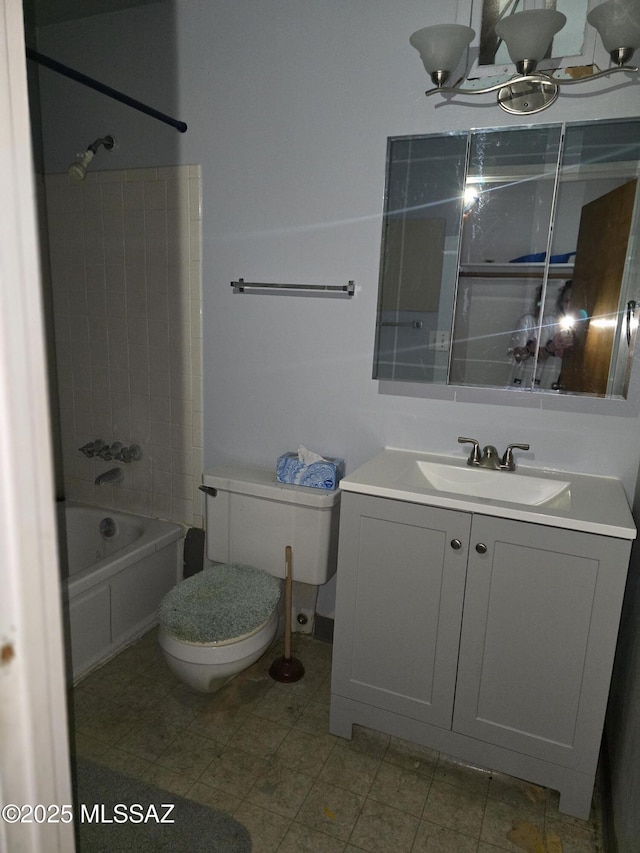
494,9,567,63
410,24,475,77
588,1,640,54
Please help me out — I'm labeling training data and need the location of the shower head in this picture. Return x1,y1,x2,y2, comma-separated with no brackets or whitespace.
68,135,116,181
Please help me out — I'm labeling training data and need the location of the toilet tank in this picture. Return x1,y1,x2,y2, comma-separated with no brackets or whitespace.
202,465,341,585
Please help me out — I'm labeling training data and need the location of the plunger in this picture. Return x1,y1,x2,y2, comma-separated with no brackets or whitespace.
269,545,305,682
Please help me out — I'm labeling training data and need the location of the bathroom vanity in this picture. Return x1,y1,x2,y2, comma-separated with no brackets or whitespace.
329,448,636,818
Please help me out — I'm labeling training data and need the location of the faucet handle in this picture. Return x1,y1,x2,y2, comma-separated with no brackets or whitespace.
458,436,481,465
501,443,530,471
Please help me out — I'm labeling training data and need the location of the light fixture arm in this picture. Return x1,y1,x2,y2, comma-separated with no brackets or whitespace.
413,4,640,116
425,64,638,100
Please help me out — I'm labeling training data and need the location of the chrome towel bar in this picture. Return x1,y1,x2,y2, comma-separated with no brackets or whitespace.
231,279,354,297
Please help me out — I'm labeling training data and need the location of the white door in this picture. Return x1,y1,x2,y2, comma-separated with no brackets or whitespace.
0,1,74,850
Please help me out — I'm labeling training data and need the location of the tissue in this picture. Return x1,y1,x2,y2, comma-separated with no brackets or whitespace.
276,445,344,490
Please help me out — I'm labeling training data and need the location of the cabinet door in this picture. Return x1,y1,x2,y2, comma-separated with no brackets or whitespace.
331,493,471,729
453,515,631,770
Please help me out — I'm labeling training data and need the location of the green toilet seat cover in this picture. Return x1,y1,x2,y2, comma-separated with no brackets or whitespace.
159,563,281,644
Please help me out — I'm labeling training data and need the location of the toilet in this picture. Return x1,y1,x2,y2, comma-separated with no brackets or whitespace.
158,465,341,693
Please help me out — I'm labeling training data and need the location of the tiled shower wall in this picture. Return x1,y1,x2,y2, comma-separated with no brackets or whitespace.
44,165,203,528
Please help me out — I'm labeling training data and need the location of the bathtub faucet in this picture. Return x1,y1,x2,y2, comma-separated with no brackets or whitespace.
95,467,124,486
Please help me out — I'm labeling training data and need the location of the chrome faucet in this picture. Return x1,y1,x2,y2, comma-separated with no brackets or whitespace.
501,443,530,471
95,467,123,486
458,437,530,471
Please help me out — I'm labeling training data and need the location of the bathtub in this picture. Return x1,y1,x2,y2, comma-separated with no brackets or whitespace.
61,502,184,682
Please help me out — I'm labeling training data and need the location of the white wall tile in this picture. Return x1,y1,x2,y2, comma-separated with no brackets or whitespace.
45,165,203,527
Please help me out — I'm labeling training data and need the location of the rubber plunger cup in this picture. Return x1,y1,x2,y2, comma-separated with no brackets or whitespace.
269,545,305,683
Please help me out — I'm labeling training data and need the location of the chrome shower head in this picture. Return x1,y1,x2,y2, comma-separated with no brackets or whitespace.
68,135,116,181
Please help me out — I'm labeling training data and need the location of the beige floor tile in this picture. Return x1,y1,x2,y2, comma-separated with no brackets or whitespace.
294,698,337,739
75,698,140,745
70,686,104,725
139,762,192,796
543,814,601,852
273,727,335,776
423,778,486,838
98,746,151,778
233,800,290,853
69,632,605,853
111,672,177,711
187,696,249,744
155,727,222,778
198,744,268,798
481,798,548,852
147,680,211,725
77,656,138,698
72,732,111,761
228,713,291,760
115,713,181,761
247,762,315,818
277,821,347,852
250,683,307,725
296,780,365,841
348,798,420,853
413,819,480,852
184,779,242,815
368,761,432,817
319,741,381,795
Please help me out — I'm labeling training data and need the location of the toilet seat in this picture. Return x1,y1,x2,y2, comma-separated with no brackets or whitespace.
158,562,281,644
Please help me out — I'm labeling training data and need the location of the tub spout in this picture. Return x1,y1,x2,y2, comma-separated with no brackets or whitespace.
95,467,123,486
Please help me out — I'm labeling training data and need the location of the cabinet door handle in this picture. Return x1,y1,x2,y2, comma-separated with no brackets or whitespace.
450,539,462,550
475,542,487,554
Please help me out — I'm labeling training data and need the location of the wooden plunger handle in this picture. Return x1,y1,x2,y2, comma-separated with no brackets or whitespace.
284,545,292,660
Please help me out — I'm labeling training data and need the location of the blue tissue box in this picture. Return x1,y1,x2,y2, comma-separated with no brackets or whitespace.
276,452,344,490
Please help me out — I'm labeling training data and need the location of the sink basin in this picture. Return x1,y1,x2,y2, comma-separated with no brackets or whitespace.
338,449,636,539
403,460,571,507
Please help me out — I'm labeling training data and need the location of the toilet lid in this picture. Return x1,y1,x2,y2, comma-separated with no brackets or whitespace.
158,563,281,644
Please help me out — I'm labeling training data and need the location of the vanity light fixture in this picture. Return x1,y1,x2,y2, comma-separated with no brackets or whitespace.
410,1,640,115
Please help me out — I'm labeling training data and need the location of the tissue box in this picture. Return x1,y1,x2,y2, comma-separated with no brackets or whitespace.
276,452,344,490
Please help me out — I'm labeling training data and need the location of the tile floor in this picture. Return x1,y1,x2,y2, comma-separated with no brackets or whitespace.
71,631,604,852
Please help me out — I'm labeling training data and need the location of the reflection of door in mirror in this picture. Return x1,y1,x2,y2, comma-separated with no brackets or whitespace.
559,179,638,396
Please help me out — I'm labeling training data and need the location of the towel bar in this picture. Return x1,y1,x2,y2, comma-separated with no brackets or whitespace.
231,279,354,298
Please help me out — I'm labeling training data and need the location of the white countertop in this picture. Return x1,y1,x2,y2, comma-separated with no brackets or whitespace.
340,448,637,540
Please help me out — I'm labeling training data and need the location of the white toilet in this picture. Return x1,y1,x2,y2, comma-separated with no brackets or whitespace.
158,465,341,693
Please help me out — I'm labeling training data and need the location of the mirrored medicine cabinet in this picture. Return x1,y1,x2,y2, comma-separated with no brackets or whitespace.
373,118,640,404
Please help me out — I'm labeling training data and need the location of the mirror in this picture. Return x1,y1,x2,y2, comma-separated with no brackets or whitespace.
373,118,640,400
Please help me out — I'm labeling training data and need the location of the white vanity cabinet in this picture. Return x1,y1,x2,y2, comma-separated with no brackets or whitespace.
330,490,633,818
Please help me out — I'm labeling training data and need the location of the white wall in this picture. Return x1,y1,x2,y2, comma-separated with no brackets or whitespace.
36,0,640,600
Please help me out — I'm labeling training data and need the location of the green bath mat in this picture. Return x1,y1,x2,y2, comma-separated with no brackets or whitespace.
74,758,252,852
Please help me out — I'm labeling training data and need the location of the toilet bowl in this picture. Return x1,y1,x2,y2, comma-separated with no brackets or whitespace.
158,464,341,693
158,561,282,693
158,607,279,694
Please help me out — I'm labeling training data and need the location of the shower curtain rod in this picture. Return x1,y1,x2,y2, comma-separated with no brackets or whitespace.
26,48,188,133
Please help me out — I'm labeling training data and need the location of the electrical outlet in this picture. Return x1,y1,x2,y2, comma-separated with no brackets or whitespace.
429,330,450,351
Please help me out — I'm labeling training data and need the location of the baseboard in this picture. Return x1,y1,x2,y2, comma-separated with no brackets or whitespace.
599,735,618,853
313,614,334,644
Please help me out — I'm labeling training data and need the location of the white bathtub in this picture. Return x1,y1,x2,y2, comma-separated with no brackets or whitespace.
61,503,184,682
